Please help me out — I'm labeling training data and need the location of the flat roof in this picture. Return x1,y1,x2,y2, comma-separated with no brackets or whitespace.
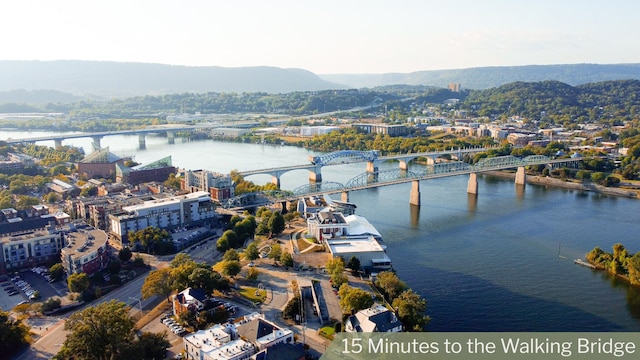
62,228,108,256
122,191,210,213
326,235,386,254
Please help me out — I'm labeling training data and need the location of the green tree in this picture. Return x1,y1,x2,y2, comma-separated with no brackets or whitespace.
338,284,374,313
374,271,408,300
142,268,174,303
67,272,90,293
163,173,181,190
0,310,30,357
627,253,640,286
283,211,299,228
55,300,136,360
244,242,260,260
79,186,98,197
130,332,171,360
346,256,361,273
326,257,347,287
216,237,230,252
280,251,294,267
49,263,65,282
128,227,173,255
119,247,133,262
267,211,285,237
268,243,282,263
46,192,60,203
222,260,242,277
188,267,219,295
246,267,260,281
41,297,62,313
218,229,239,249
223,248,240,262
392,290,431,331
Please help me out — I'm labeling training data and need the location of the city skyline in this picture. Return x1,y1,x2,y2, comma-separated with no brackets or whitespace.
2,0,639,74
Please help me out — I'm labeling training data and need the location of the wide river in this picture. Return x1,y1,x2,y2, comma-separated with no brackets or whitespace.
3,130,640,331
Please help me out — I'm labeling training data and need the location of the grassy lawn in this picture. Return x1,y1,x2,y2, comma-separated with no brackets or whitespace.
238,286,267,303
318,325,336,340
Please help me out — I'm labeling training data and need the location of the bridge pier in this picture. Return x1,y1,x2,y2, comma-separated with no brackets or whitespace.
410,180,421,206
90,136,102,151
271,176,281,188
515,166,526,186
54,139,63,149
308,167,322,182
366,161,378,173
398,160,408,171
167,130,175,144
341,191,349,202
467,172,478,195
425,156,436,165
138,134,146,149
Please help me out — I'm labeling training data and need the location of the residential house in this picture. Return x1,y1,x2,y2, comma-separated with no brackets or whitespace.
344,304,403,333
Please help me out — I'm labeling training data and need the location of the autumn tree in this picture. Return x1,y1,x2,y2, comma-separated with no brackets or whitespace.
392,289,430,331
246,267,260,281
67,272,90,293
338,284,374,313
326,257,348,287
374,271,408,300
141,268,174,303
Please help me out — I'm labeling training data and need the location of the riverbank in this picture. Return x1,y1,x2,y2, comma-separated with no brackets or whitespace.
483,170,640,199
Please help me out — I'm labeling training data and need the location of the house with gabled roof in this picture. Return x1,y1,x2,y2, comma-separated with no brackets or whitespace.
344,304,403,333
173,287,209,317
236,312,294,351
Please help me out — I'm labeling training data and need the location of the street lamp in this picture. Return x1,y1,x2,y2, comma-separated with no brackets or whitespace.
129,296,143,318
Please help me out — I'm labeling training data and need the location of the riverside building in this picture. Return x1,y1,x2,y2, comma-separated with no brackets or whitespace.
108,191,216,245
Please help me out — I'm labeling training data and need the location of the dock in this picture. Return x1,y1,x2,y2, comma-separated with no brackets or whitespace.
574,258,597,269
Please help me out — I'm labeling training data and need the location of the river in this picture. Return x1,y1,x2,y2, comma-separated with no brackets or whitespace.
2,130,640,331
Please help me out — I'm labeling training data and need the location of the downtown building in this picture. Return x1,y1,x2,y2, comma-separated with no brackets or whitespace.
60,225,110,275
0,206,64,274
181,169,235,202
108,191,216,246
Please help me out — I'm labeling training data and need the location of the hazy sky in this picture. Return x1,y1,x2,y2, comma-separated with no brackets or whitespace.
2,0,638,74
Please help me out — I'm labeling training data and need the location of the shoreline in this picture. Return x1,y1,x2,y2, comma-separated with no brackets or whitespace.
482,170,640,199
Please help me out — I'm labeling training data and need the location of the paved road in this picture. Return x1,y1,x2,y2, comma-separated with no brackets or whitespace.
14,272,153,360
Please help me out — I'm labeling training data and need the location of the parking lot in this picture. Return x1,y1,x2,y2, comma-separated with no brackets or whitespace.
0,268,67,311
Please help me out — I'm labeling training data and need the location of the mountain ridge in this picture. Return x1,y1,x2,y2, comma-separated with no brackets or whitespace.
2,61,640,104
320,63,640,90
0,60,344,99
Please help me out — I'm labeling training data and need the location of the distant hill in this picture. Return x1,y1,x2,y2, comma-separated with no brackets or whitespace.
320,64,640,90
461,79,640,121
0,60,344,99
0,89,86,104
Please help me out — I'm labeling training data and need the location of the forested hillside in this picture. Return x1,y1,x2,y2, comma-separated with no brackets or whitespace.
321,63,640,89
461,80,640,125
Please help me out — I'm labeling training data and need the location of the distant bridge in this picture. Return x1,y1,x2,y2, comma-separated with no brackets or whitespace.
224,153,584,208
238,147,497,186
2,123,243,150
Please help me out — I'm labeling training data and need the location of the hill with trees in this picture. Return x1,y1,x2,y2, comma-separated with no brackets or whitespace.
320,63,640,90
460,79,640,126
0,60,344,98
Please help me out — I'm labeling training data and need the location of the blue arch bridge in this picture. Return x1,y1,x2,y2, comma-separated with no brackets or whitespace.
224,149,585,208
